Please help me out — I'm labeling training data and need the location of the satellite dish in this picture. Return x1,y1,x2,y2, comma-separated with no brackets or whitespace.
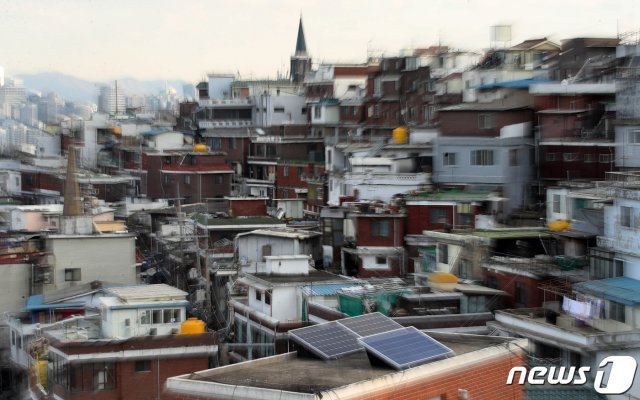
256,128,266,135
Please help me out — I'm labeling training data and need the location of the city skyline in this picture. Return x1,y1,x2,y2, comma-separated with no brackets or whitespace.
1,0,639,83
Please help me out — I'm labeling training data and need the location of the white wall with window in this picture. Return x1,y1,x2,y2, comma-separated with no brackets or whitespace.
100,297,187,339
616,125,640,168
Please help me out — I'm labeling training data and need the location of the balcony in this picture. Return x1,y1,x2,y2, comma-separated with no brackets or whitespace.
198,120,253,129
492,307,640,352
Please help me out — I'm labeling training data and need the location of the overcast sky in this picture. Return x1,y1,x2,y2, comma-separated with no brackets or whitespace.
2,0,639,82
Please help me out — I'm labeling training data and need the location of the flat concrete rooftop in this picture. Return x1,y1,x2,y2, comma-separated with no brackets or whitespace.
181,333,516,394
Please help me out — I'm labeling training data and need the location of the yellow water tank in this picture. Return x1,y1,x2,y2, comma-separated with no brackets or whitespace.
112,126,122,135
181,317,206,334
548,219,570,231
428,271,459,284
193,143,207,152
392,126,408,145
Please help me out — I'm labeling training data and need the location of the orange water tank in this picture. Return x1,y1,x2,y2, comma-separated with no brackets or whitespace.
428,271,458,284
392,126,408,145
193,143,207,152
112,126,122,135
180,318,206,334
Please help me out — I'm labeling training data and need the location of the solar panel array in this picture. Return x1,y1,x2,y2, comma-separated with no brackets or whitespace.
288,321,361,359
338,312,403,337
358,326,455,370
288,313,454,368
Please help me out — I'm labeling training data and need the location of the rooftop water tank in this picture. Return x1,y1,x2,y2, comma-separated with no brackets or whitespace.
193,143,207,152
392,126,408,145
180,317,206,335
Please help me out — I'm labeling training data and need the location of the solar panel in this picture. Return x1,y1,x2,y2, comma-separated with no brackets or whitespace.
358,327,454,370
338,312,403,337
288,321,362,360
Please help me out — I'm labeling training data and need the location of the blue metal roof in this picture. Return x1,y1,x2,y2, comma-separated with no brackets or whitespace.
573,277,640,306
474,78,552,90
302,283,363,296
141,128,174,136
25,295,86,312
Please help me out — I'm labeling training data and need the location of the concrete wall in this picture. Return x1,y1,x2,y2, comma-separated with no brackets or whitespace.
47,235,136,291
0,263,30,313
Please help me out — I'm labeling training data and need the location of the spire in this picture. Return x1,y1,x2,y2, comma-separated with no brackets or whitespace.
295,16,307,56
63,146,82,216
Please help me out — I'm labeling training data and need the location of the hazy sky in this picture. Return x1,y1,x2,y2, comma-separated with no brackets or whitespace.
2,0,639,82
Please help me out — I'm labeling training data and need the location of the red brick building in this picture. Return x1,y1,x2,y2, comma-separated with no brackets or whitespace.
43,334,217,400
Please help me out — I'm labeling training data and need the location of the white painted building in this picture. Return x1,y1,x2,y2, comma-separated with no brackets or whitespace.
235,228,322,274
99,284,188,338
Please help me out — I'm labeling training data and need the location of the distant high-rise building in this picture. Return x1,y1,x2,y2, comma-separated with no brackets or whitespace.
290,17,312,85
183,83,197,100
0,78,26,118
98,84,126,114
0,66,4,87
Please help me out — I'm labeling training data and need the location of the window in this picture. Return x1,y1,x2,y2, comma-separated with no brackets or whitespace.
274,107,285,113
65,268,81,282
375,256,387,264
265,291,271,305
261,244,272,261
443,152,457,166
599,154,612,163
215,175,223,184
479,114,494,129
184,175,191,185
164,174,171,184
429,208,448,224
563,153,581,162
210,137,222,150
486,276,498,289
470,150,494,166
230,137,237,150
628,130,640,144
283,166,289,177
371,220,390,237
438,243,448,264
135,360,151,372
515,282,527,307
152,309,162,324
297,167,303,177
608,301,626,323
314,106,321,118
164,156,172,165
546,153,558,161
620,206,633,228
140,310,151,324
552,194,561,213
509,149,519,166
255,290,262,302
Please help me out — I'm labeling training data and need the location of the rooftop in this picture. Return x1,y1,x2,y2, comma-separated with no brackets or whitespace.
106,284,187,302
169,333,522,395
574,277,640,306
237,228,321,240
247,270,350,285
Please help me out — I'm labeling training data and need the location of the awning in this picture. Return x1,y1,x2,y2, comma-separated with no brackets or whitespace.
574,277,640,306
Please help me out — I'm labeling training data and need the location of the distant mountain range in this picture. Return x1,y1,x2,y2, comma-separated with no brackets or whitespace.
16,72,190,103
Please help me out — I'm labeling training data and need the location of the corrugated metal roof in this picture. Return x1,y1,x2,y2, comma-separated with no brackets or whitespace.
107,284,187,302
26,294,86,311
574,277,640,305
302,283,365,296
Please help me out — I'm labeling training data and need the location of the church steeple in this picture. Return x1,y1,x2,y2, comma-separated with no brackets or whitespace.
290,16,311,85
295,17,307,56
